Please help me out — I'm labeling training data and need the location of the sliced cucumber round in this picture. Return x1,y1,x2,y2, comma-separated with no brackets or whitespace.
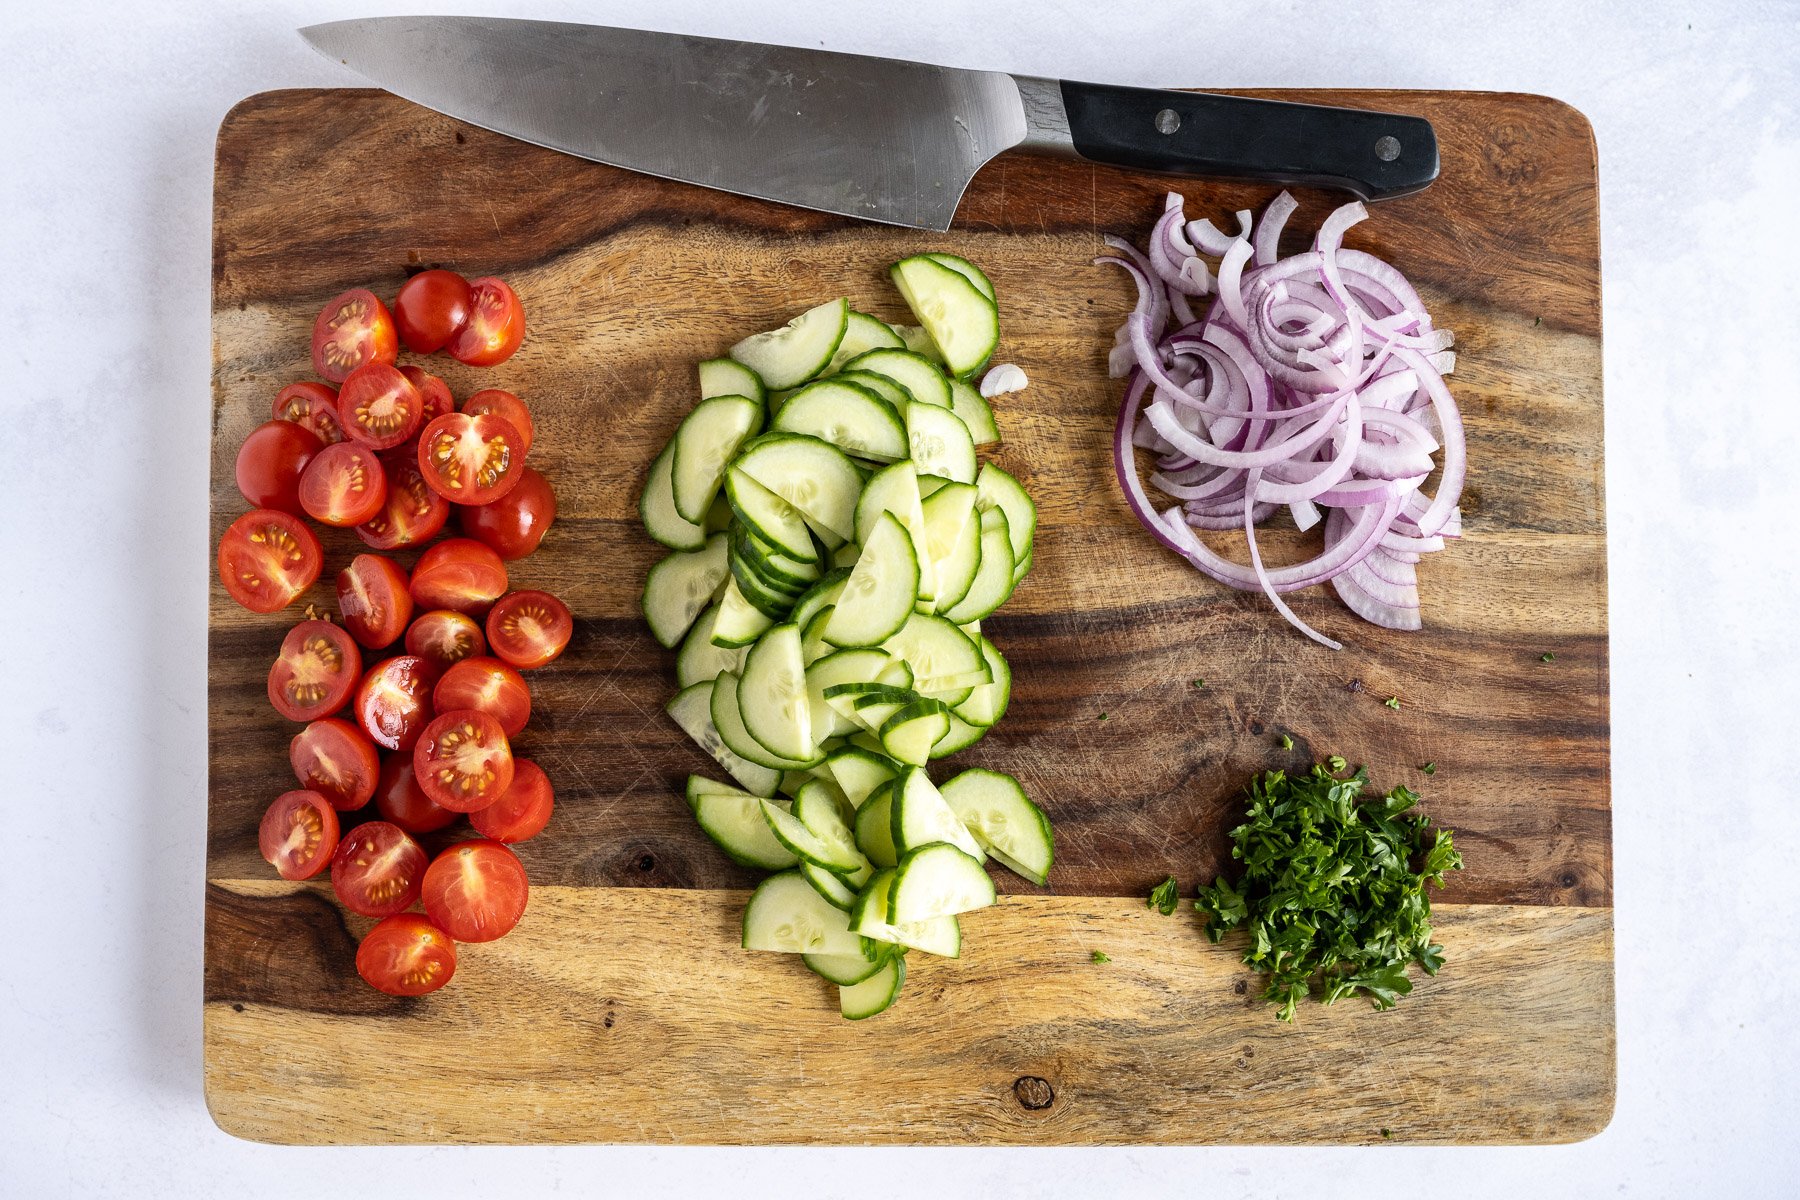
906,402,977,485
725,467,818,563
825,310,905,374
823,512,919,649
948,378,1001,446
881,612,986,686
789,568,851,632
729,298,849,390
737,625,815,763
824,745,900,811
804,945,886,985
853,783,898,868
642,534,729,648
805,648,891,743
711,669,818,771
741,869,863,955
976,462,1036,566
833,368,913,411
853,461,935,603
890,766,985,860
938,507,1017,625
841,347,952,410
666,680,779,797
676,602,748,688
672,394,764,522
888,323,944,364
879,699,952,767
952,635,1012,727
924,253,995,303
928,711,988,759
771,378,908,462
639,440,707,551
698,356,768,404
759,798,866,874
710,576,775,648
938,768,1053,885
838,953,906,1019
890,256,999,379
847,866,960,956
733,433,862,542
888,842,996,924
694,789,800,870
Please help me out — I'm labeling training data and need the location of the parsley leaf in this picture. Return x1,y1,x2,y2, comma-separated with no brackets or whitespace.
1421,761,1436,775
1327,755,1347,772
1091,950,1111,964
1384,696,1401,710
1279,733,1293,749
1541,652,1556,663
1193,762,1464,1022
1148,875,1180,915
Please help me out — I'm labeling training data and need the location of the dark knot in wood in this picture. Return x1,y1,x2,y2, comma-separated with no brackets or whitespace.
1013,1076,1054,1110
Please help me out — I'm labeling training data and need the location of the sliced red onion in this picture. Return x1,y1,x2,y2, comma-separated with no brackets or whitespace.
1102,191,1467,643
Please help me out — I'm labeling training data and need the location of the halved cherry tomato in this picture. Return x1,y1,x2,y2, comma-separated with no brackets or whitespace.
356,913,457,996
289,717,380,811
461,389,534,456
268,620,363,722
236,419,323,514
354,655,437,751
258,790,340,880
433,656,531,737
405,609,486,673
357,453,450,551
311,288,398,384
470,759,554,843
398,365,456,429
417,411,526,505
336,554,414,649
374,754,460,834
218,509,322,614
330,820,428,918
413,709,514,813
393,269,473,354
409,538,508,616
336,362,424,450
486,590,573,670
458,466,556,560
299,441,388,528
447,277,525,367
422,839,529,941
273,381,345,444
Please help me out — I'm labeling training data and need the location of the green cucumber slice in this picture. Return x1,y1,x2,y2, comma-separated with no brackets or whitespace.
938,768,1053,886
729,299,849,390
976,463,1036,566
671,394,763,522
890,766,985,860
853,782,898,867
881,612,986,686
759,798,865,874
841,348,952,410
736,625,815,763
952,635,1012,727
928,712,987,759
822,512,918,648
710,576,774,648
948,378,1000,446
703,491,735,534
825,310,905,374
639,441,707,551
824,745,900,810
839,954,906,1019
642,533,729,648
712,669,819,771
833,369,913,411
733,433,862,542
676,603,748,688
888,842,996,924
771,378,908,462
789,568,851,632
879,699,953,767
724,467,818,563
698,357,767,404
924,253,995,303
805,648,891,742
938,507,1017,625
905,402,977,485
665,681,779,797
890,256,999,379
847,867,961,956
686,774,753,813
741,869,862,955
805,944,886,985
693,788,800,870
853,461,936,603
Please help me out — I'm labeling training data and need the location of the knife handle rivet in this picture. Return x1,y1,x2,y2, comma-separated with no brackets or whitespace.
1374,135,1401,162
1153,108,1181,135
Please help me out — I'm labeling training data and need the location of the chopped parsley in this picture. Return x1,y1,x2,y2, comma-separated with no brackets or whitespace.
1147,875,1180,916
1195,763,1464,1022
1279,733,1294,750
1421,762,1436,775
1327,755,1348,772
1091,950,1111,964
1383,696,1401,710
1541,652,1556,663
1098,712,1108,721
1192,678,1206,689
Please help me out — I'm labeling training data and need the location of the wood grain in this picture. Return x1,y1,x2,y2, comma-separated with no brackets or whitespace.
207,88,1610,1144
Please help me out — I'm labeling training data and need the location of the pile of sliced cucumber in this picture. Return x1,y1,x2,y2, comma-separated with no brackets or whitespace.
640,255,1054,1018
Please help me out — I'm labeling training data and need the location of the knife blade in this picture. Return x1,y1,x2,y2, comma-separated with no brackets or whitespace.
300,17,1437,232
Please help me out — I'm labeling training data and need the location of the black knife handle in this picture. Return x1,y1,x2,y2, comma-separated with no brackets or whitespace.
1057,81,1438,201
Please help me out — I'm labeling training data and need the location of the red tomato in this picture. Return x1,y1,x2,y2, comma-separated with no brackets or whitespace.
458,466,556,560
311,288,399,384
470,759,554,843
268,620,363,722
398,365,456,428
460,389,534,455
405,609,486,673
393,269,473,354
409,538,508,616
336,362,425,450
357,453,450,551
486,590,573,670
422,839,529,942
354,655,437,751
374,754,460,834
432,656,531,737
298,441,388,527
417,411,526,505
336,554,414,649
273,381,345,444
258,790,340,880
235,420,323,514
330,820,428,918
447,277,525,367
289,717,380,811
413,709,514,813
356,913,457,996
218,509,322,614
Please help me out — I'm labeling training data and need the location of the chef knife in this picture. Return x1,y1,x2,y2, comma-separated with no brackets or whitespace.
301,17,1437,232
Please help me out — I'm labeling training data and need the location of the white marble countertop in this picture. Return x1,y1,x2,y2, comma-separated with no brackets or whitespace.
5,0,1796,1194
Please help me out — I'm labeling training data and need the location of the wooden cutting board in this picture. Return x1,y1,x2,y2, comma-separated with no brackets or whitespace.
205,88,1611,1145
